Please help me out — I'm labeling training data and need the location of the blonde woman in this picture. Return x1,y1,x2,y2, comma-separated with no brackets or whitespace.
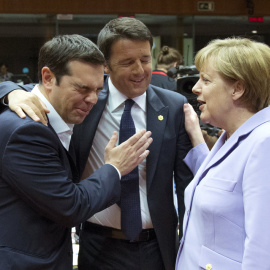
176,37,270,270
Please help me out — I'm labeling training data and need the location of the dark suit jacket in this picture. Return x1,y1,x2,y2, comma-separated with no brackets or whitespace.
72,77,193,270
0,103,120,269
0,79,193,270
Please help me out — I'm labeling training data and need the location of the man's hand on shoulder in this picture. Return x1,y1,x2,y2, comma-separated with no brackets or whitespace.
8,89,49,125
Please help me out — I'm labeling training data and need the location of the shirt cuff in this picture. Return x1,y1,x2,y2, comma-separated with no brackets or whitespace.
107,164,121,180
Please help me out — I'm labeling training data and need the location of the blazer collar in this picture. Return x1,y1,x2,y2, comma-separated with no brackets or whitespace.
146,85,168,189
194,106,270,187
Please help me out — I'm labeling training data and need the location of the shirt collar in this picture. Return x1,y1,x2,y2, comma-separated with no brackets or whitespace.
31,85,74,135
108,77,146,112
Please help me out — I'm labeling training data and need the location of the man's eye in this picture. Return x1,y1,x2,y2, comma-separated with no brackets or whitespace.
121,62,132,66
141,59,151,63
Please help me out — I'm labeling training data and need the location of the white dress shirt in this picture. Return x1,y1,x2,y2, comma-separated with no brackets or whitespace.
31,85,74,150
83,78,153,229
32,85,120,178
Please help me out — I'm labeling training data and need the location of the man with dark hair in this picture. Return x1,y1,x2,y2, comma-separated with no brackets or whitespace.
0,34,152,270
75,18,193,270
0,18,193,270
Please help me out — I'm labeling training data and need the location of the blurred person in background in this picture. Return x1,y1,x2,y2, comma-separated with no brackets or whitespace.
151,46,183,91
0,62,13,82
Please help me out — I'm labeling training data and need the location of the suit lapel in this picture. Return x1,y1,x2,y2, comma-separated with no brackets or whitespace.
192,106,270,189
199,132,239,177
67,140,80,183
146,86,168,190
183,109,270,239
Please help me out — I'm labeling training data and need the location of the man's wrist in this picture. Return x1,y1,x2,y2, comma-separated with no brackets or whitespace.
108,164,121,179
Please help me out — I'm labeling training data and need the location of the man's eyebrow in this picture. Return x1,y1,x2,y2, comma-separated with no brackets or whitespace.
72,82,90,90
72,82,103,92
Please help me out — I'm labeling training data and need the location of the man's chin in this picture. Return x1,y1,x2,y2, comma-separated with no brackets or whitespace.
66,115,86,125
128,86,148,97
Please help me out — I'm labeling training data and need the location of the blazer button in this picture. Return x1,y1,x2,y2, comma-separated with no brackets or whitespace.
206,264,212,270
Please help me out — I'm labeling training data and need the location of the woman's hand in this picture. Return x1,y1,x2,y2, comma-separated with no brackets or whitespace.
183,103,205,147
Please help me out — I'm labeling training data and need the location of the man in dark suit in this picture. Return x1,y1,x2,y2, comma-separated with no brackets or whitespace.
0,34,152,270
1,18,193,270
75,18,193,270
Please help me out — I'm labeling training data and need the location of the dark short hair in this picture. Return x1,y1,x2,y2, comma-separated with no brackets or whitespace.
38,34,105,84
97,17,153,62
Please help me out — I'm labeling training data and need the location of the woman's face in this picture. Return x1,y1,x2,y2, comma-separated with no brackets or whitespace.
192,61,235,128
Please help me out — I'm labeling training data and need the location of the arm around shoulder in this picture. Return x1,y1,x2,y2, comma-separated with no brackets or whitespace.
0,81,31,99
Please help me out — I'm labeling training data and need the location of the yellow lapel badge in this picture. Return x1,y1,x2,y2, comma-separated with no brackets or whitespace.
158,115,163,121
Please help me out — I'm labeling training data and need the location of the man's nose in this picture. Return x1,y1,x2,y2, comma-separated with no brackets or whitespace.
85,91,98,104
132,61,144,74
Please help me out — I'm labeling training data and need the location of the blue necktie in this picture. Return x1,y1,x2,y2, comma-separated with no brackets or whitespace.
119,99,142,241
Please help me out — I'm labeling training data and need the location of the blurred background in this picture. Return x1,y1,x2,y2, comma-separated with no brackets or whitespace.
0,0,269,84
1,1,268,267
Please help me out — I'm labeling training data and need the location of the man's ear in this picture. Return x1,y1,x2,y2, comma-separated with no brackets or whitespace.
104,63,110,74
232,81,245,101
41,67,55,89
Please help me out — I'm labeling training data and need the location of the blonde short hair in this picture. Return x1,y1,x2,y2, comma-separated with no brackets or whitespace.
195,37,270,111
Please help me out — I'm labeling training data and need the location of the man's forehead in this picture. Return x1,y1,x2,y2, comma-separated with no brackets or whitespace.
111,39,151,50
110,40,151,59
65,62,104,83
